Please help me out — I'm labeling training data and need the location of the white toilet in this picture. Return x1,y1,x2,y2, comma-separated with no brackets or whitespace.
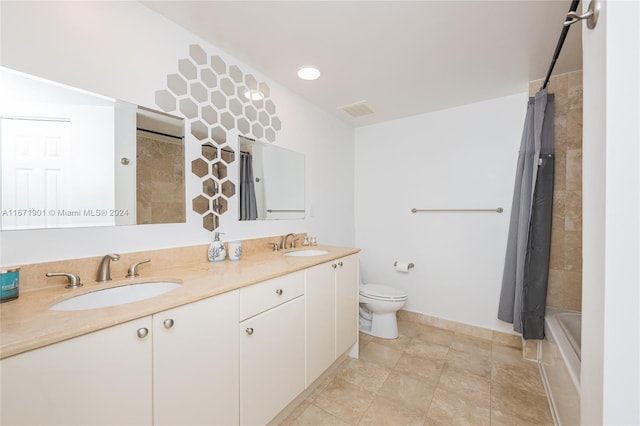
359,283,408,339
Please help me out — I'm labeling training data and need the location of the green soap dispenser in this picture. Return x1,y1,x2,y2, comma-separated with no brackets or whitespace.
208,232,226,262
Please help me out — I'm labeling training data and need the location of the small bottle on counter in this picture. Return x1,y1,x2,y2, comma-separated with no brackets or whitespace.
208,232,226,262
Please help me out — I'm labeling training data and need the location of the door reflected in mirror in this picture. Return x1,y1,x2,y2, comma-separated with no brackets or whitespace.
238,136,304,220
0,67,185,230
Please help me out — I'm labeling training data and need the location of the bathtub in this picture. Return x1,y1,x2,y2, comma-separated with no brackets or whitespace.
540,308,581,426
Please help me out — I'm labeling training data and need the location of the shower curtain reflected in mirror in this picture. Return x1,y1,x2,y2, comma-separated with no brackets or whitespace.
498,89,555,339
240,152,258,220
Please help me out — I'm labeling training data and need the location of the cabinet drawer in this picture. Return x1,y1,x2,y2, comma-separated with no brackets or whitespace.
240,271,304,320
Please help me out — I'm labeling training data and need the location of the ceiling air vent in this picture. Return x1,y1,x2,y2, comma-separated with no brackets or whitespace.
338,101,374,118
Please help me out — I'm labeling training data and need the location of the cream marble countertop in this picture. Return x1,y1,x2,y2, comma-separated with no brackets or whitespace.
0,245,359,359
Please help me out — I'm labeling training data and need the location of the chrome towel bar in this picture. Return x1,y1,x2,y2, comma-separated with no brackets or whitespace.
411,207,504,213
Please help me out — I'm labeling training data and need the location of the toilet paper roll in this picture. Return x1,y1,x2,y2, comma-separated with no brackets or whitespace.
394,262,414,273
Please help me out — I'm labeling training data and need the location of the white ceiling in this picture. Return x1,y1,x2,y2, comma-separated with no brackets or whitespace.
141,1,582,127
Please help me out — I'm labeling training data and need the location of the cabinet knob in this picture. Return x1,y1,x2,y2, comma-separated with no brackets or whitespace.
338,262,344,267
332,263,337,269
275,288,283,295
163,319,174,329
246,327,254,335
137,328,149,339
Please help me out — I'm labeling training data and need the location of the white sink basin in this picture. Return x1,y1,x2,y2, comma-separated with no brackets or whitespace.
284,249,329,257
50,281,181,311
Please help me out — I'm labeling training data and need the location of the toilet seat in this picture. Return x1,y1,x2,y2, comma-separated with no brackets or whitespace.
360,283,407,301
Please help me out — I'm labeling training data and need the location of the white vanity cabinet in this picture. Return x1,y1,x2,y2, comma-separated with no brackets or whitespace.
0,316,153,426
305,254,359,386
305,260,337,385
1,251,360,426
153,290,239,426
0,292,240,426
239,271,306,426
334,254,359,357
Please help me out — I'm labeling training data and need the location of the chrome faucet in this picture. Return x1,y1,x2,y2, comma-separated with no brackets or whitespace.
45,272,83,289
96,253,120,282
281,233,297,250
126,259,151,278
268,242,280,252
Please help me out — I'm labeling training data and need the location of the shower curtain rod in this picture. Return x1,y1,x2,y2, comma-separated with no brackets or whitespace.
540,0,581,91
136,127,183,140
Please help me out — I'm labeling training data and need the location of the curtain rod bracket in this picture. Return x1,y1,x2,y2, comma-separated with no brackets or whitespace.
564,0,599,29
540,0,581,91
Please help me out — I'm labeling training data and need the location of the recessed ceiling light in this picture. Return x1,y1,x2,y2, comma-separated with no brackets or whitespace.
297,66,321,81
243,90,264,101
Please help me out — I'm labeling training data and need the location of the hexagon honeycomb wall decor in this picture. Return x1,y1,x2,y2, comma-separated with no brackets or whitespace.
154,44,282,231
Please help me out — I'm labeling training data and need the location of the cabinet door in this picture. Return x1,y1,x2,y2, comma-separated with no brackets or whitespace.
305,262,336,386
240,296,305,426
335,254,359,357
153,290,239,426
1,317,152,426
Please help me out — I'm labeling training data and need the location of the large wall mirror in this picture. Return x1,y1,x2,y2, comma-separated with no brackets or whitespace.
238,135,304,220
0,67,185,230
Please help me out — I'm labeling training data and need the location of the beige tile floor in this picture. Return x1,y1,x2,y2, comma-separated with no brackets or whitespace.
281,320,553,425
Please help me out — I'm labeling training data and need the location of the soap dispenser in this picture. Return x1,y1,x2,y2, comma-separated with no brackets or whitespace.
208,232,226,262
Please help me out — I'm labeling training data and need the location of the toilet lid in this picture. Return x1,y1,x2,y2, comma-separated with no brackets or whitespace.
360,283,407,301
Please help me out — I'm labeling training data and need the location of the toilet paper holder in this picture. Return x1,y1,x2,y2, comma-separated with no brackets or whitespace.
394,261,415,270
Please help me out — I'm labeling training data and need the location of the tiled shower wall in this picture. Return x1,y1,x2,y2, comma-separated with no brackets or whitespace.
136,132,186,224
529,71,583,312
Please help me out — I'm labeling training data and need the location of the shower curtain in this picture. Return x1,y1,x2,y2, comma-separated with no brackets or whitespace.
240,152,258,220
498,89,555,339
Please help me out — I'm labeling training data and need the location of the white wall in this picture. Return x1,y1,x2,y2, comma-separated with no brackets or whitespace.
582,1,640,424
0,1,355,266
354,92,527,332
